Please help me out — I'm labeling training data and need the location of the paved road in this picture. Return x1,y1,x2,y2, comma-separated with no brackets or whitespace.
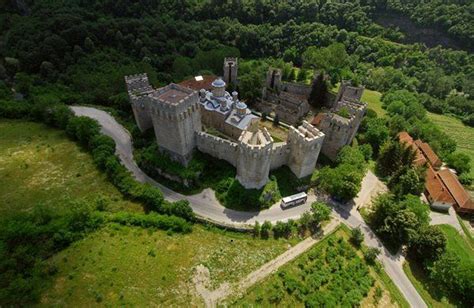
72,106,316,227
72,106,426,307
430,207,462,231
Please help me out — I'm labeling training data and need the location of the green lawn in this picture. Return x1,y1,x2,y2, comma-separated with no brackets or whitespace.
40,224,292,306
332,84,386,117
227,225,407,308
403,224,474,307
439,224,474,267
0,120,142,216
362,88,386,116
428,112,474,182
0,119,297,306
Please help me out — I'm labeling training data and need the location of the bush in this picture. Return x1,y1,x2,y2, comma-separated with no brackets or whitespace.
317,146,367,201
446,152,471,175
0,99,31,118
350,227,364,247
109,212,192,233
311,202,331,224
273,220,295,239
261,221,272,239
364,247,380,265
66,116,101,147
0,201,104,305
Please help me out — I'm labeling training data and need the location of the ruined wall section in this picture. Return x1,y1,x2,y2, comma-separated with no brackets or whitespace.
281,82,312,98
318,114,353,159
125,74,154,132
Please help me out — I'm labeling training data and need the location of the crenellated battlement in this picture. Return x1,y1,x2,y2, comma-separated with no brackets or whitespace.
126,60,338,190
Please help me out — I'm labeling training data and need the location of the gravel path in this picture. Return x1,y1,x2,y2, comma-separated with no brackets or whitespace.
195,219,341,307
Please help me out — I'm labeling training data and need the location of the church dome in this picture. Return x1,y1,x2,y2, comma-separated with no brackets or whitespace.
212,78,226,88
236,101,247,110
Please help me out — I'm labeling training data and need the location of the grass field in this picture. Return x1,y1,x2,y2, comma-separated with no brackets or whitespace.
0,120,142,216
362,88,386,116
227,225,408,308
428,112,474,181
40,224,293,306
403,224,474,307
332,84,386,117
0,119,297,306
439,224,474,267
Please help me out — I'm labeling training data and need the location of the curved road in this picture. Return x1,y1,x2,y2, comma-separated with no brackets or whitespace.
72,106,426,308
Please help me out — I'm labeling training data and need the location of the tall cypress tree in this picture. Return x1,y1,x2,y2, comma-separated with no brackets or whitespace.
308,72,327,108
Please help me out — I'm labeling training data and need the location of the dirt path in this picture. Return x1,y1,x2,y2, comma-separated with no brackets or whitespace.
194,218,341,307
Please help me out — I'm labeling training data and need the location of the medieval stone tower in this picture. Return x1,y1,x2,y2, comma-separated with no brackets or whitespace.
125,74,154,132
236,128,273,189
287,121,325,178
148,83,202,166
223,57,238,86
266,68,282,91
317,114,353,159
333,80,364,108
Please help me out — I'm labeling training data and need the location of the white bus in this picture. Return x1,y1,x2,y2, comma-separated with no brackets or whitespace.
281,192,307,208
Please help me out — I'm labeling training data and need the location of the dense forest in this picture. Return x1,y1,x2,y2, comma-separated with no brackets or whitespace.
0,0,473,305
1,0,472,126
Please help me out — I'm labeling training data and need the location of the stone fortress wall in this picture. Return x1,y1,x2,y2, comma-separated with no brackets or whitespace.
195,121,324,189
259,68,311,125
314,81,367,160
280,81,312,97
223,57,238,86
126,58,367,189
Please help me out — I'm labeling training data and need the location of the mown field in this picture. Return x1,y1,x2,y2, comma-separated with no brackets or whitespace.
428,112,474,182
226,226,408,308
0,119,142,216
403,224,474,308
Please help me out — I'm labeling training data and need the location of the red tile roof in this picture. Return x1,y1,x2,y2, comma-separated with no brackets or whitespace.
179,75,216,91
397,132,426,167
311,113,325,127
438,169,474,213
398,132,474,214
425,166,455,205
417,141,442,168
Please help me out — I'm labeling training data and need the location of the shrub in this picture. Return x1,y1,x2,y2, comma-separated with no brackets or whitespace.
66,116,100,147
253,221,261,237
261,221,272,239
350,227,364,247
364,247,380,265
310,202,331,224
273,221,294,239
0,99,31,118
109,212,192,233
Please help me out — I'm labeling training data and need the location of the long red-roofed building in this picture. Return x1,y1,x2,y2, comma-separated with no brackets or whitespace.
398,132,474,214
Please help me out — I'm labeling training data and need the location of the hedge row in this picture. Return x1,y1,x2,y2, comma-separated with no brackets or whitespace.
0,99,194,221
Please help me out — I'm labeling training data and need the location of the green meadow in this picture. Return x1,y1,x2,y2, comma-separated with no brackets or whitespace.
0,119,142,216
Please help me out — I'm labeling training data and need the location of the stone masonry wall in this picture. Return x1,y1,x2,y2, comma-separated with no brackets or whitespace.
281,82,312,98
195,132,238,166
270,142,290,169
